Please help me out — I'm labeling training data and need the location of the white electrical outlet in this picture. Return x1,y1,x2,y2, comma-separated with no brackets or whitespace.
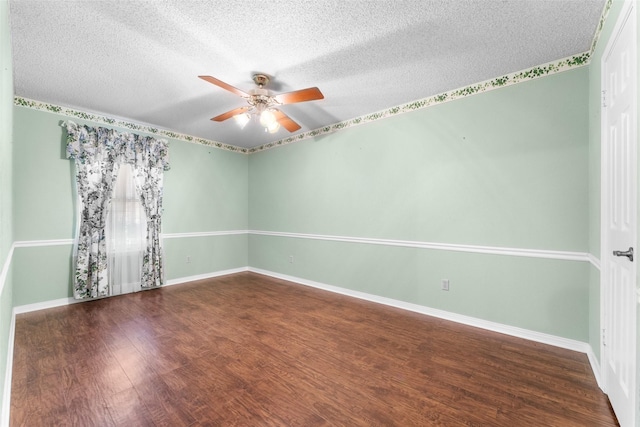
289,255,294,263
441,279,450,291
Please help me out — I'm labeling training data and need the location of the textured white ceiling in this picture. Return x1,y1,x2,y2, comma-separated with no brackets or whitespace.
9,0,606,149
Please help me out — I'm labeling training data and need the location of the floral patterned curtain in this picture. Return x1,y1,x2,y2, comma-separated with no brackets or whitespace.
65,121,170,300
131,139,168,289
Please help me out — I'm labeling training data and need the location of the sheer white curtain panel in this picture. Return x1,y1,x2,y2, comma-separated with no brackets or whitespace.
106,164,147,296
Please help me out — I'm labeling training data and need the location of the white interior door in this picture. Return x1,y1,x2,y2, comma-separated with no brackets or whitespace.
602,2,638,426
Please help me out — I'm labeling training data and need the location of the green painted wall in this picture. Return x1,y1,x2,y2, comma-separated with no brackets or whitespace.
160,126,248,280
250,70,588,250
164,234,247,281
249,68,590,341
0,0,11,260
250,234,589,338
0,0,12,418
12,108,75,241
11,245,72,306
11,107,249,306
162,137,248,234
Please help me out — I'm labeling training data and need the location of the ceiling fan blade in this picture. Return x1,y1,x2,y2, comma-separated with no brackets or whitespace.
198,75,249,97
211,106,251,122
274,87,324,104
272,109,302,132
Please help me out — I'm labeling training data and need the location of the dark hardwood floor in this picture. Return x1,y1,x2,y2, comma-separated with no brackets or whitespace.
11,272,618,426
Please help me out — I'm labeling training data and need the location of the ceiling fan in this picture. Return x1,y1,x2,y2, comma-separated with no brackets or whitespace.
198,73,324,134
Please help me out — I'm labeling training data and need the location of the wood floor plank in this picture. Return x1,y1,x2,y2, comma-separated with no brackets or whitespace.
134,376,204,426
11,272,619,426
103,386,155,427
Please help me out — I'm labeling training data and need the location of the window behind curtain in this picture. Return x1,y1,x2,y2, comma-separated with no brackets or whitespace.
106,164,147,296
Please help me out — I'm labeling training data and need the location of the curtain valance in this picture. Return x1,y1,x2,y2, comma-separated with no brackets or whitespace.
64,120,170,171
64,120,170,300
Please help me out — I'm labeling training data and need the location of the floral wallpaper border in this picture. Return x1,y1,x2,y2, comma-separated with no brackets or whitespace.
249,0,613,154
13,50,590,156
248,51,594,153
590,0,613,56
13,97,250,154
15,0,612,156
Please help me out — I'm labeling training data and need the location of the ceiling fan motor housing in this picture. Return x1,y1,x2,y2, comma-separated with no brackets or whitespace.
248,87,273,111
252,73,270,87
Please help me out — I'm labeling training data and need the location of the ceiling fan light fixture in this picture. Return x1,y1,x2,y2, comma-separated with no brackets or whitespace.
259,109,277,127
234,112,250,128
199,73,323,135
266,121,281,134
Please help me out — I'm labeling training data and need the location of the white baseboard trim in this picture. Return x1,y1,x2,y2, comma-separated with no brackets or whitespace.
13,297,79,314
12,267,251,314
1,309,16,427
164,267,249,287
586,345,603,390
249,267,599,363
